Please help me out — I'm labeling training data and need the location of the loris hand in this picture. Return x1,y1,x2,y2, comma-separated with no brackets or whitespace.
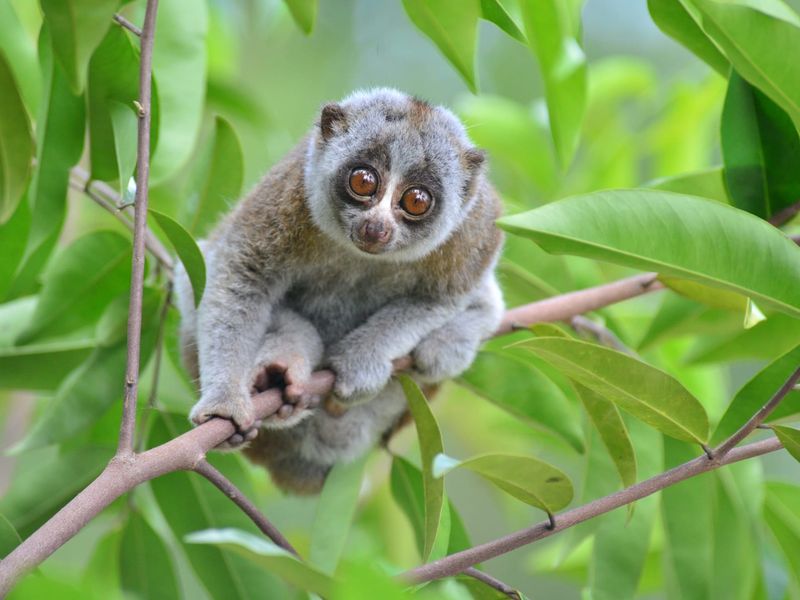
190,386,258,449
329,345,393,405
252,359,321,429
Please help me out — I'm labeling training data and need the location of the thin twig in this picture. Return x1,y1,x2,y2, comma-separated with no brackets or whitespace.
117,0,159,457
712,366,800,458
403,436,781,584
768,199,800,227
194,459,298,555
463,567,521,599
113,13,143,37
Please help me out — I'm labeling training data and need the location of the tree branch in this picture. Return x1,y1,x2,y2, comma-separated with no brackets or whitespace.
117,0,159,456
113,13,143,37
463,567,521,599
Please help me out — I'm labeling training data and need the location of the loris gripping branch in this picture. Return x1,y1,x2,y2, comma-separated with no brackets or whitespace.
175,88,504,494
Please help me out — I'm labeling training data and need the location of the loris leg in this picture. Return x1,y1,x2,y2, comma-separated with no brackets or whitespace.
412,276,504,383
250,308,324,429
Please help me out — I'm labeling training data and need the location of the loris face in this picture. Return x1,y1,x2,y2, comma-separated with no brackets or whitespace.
304,88,486,262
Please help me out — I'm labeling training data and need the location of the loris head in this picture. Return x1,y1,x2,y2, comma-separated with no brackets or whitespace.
304,88,486,262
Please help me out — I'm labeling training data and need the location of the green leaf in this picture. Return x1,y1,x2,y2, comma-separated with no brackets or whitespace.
16,231,132,344
515,337,709,443
87,26,142,183
0,0,41,113
637,293,707,350
11,289,161,452
40,0,119,93
0,513,21,557
0,50,33,224
390,455,427,555
519,0,587,167
400,375,449,562
647,0,728,75
773,426,800,463
721,70,800,220
713,345,800,444
182,116,244,237
480,0,526,42
0,198,31,301
185,529,335,597
433,452,573,513
458,350,584,452
402,0,480,92
149,415,288,599
284,0,318,34
309,454,367,575
109,100,137,197
150,0,208,183
0,339,94,391
150,209,206,306
763,482,800,588
497,190,800,318
120,511,179,600
0,445,109,538
692,0,800,133
573,383,636,488
648,167,728,203
83,529,123,600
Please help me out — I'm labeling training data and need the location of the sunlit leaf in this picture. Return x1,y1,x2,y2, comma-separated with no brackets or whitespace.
515,337,709,443
402,0,480,92
0,50,33,224
573,383,636,488
120,511,179,600
400,375,449,561
648,167,728,203
458,350,584,452
519,0,587,167
40,0,119,93
309,454,367,575
433,452,573,513
647,0,728,75
284,0,318,34
773,426,800,463
150,209,206,306
481,0,526,42
0,0,41,112
722,71,800,220
16,231,132,344
497,190,800,318
186,529,335,597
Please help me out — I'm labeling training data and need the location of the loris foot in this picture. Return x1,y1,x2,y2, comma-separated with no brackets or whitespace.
190,388,258,449
252,361,320,429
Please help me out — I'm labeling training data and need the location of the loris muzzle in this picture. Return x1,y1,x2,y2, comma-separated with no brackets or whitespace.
174,88,505,493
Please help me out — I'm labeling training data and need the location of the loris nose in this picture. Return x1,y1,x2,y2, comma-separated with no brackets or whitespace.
361,220,391,244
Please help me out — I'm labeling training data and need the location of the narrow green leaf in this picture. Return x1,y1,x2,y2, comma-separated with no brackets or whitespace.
309,454,367,575
713,344,800,444
109,100,137,197
150,0,208,183
0,339,94,391
648,167,728,203
774,426,800,463
763,482,800,589
402,0,480,92
497,190,800,318
0,513,21,557
284,0,318,34
480,0,526,42
16,230,132,344
516,337,709,444
434,452,573,513
458,350,584,452
693,0,800,132
120,512,179,600
0,50,33,224
647,0,728,75
149,414,289,599
0,198,31,302
400,375,448,562
660,277,751,313
0,0,41,113
721,70,800,220
83,529,123,600
182,116,244,237
150,209,206,306
40,0,118,93
390,455,427,555
186,529,335,597
573,383,636,488
519,0,587,167
637,293,706,350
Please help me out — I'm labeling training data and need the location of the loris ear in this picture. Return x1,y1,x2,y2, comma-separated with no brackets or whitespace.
463,148,486,173
319,103,348,141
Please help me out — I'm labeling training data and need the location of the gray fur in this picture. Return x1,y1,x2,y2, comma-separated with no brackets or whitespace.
174,88,504,493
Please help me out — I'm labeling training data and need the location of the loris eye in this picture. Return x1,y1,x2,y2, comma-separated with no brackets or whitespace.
348,168,379,197
399,187,433,218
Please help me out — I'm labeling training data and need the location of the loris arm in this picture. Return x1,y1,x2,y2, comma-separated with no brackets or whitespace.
328,296,464,404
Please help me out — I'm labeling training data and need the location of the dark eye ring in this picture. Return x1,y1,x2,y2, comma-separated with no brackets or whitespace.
399,187,433,218
348,167,379,198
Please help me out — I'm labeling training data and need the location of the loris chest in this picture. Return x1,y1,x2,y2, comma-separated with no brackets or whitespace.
283,260,416,345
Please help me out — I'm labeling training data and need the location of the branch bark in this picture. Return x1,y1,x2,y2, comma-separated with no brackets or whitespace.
117,0,159,457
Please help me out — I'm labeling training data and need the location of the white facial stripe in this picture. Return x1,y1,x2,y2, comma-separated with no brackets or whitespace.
374,174,399,220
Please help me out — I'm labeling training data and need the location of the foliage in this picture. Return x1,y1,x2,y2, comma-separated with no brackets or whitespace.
0,0,799,598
